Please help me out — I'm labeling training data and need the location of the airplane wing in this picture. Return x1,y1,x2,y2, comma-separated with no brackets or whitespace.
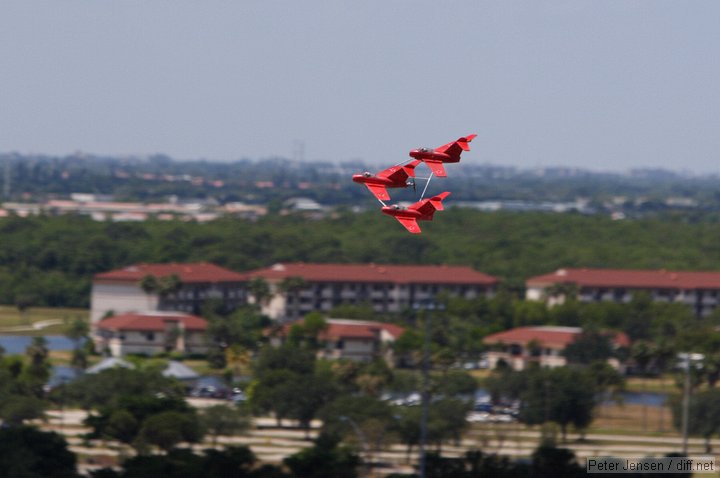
394,217,422,234
423,160,447,177
365,184,391,201
380,160,420,182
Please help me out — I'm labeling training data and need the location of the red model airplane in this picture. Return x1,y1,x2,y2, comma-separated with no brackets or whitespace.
352,160,422,201
381,191,451,234
408,134,477,177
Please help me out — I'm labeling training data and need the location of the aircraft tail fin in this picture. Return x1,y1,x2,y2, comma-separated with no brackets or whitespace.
429,191,451,211
403,159,422,177
458,134,477,151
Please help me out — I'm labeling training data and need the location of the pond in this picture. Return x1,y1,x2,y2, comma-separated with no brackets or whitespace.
0,335,78,355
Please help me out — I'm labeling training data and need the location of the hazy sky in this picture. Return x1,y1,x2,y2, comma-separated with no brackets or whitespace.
2,1,719,173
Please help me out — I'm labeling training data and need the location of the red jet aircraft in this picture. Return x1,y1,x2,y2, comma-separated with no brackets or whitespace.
352,160,422,201
381,191,450,234
408,134,477,177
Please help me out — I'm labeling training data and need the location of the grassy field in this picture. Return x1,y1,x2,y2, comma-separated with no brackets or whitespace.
0,306,89,335
591,402,675,436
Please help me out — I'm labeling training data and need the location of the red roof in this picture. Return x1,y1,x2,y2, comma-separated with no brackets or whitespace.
527,268,720,290
276,319,405,341
96,312,208,332
246,263,498,285
483,326,630,349
94,262,246,283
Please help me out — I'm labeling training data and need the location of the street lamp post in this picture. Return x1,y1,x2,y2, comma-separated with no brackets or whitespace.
413,299,445,478
340,415,371,477
678,352,704,455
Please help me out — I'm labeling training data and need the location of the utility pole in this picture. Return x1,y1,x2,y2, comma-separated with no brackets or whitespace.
414,299,444,478
2,158,10,200
419,305,431,478
681,353,690,455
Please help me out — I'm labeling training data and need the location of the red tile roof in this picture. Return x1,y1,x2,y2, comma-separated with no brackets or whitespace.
527,268,720,290
276,319,405,341
94,262,246,283
96,312,208,332
246,263,498,285
483,326,630,349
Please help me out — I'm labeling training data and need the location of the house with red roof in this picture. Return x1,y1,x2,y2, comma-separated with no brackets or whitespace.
91,262,248,323
483,326,630,371
94,311,209,357
270,318,405,362
526,268,720,316
246,262,498,321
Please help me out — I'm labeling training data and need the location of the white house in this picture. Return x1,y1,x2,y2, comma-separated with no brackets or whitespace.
270,318,405,362
93,311,209,357
483,325,631,371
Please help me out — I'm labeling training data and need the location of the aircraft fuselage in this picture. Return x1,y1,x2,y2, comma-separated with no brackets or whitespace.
381,206,428,221
408,149,455,163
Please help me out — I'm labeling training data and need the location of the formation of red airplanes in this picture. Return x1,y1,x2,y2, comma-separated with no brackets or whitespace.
352,134,476,234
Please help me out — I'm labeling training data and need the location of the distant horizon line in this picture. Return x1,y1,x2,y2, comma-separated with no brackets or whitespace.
1,149,718,179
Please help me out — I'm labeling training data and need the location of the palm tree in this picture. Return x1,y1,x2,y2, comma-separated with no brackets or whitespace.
139,274,159,310
278,276,307,322
248,277,273,309
158,274,183,309
64,317,89,369
543,283,578,305
158,274,182,297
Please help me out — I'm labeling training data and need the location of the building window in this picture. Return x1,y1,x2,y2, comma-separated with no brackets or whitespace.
336,340,344,350
146,332,155,341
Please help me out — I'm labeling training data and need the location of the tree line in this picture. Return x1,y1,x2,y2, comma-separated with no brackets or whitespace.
1,210,720,308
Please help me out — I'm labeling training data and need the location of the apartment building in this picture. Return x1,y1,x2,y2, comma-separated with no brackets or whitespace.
246,262,499,321
526,268,720,317
91,262,248,323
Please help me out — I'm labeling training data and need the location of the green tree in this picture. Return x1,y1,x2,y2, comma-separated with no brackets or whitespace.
158,273,182,298
65,368,184,410
86,395,194,446
139,410,203,452
531,445,584,478
22,336,51,396
283,433,360,478
393,405,422,463
248,277,273,308
200,404,251,446
206,306,270,352
0,426,80,478
0,394,46,426
563,328,614,365
139,274,159,309
671,388,720,453
320,395,396,462
505,367,597,442
288,312,328,350
65,317,90,368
